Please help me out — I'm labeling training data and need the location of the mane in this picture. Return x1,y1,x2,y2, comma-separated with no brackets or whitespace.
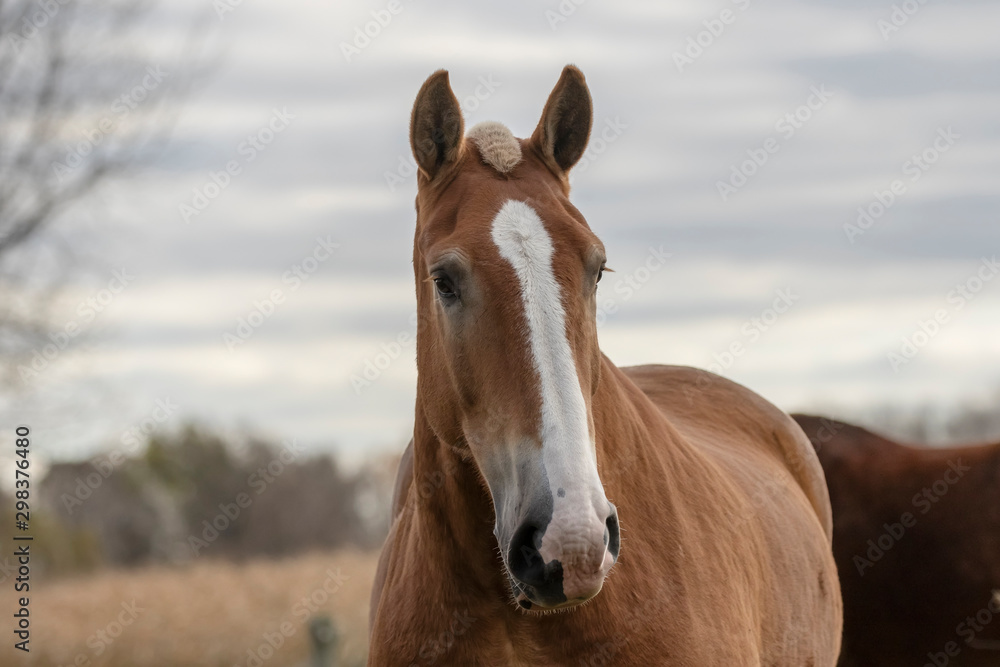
467,121,522,173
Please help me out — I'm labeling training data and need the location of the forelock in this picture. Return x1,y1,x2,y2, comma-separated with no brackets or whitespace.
467,121,522,174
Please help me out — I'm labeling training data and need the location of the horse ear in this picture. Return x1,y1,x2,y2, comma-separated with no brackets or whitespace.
410,70,465,181
530,65,593,177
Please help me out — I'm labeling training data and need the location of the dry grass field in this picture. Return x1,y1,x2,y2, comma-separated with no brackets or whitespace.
1,550,380,667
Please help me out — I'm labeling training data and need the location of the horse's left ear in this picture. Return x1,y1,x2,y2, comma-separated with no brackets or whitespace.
530,65,593,178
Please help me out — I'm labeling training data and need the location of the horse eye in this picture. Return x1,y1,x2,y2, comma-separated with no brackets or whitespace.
596,265,606,284
433,275,457,300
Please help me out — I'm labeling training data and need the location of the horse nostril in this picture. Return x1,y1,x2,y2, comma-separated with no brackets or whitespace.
606,504,621,561
507,522,547,588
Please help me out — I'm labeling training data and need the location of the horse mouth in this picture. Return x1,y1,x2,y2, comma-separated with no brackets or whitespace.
506,572,602,613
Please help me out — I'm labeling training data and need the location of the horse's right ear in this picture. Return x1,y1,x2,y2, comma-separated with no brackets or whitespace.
410,70,465,182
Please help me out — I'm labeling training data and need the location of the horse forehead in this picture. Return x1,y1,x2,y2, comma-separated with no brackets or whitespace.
490,200,583,273
422,195,577,260
417,155,598,267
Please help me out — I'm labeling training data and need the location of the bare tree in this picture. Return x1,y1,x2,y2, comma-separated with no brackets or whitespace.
0,0,203,385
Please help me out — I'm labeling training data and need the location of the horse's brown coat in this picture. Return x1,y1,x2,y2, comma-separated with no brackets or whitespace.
367,67,842,666
794,414,1000,667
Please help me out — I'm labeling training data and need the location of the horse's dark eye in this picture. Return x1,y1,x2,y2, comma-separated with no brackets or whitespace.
596,265,607,285
433,275,457,300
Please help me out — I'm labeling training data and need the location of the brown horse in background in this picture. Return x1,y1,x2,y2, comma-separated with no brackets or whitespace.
794,414,1000,667
367,66,842,665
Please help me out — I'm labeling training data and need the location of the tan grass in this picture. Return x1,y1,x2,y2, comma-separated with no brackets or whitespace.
1,550,380,667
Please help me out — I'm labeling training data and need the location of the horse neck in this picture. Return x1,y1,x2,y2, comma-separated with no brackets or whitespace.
410,397,504,582
588,355,697,500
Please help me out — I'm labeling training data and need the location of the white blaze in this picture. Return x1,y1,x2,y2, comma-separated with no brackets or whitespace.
490,199,593,464
490,198,612,596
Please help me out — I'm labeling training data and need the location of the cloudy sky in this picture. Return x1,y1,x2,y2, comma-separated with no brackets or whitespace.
9,0,1000,462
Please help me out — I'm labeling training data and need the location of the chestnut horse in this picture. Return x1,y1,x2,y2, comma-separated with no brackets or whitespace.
368,66,842,665
794,414,1000,667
